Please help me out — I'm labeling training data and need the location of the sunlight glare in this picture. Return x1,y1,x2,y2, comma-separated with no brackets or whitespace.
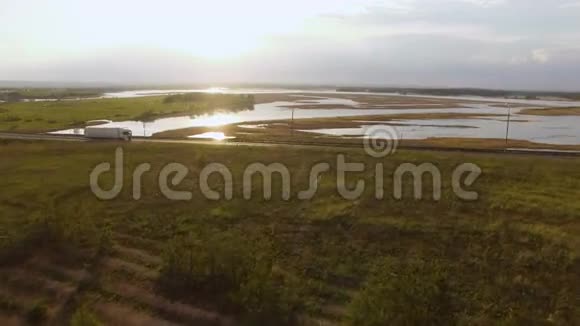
192,113,241,127
205,87,228,94
188,132,234,141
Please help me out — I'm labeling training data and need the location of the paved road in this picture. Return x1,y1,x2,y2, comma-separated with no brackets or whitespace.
1,132,580,157
0,132,87,142
0,132,279,147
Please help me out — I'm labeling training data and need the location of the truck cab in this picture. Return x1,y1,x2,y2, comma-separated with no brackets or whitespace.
122,129,132,141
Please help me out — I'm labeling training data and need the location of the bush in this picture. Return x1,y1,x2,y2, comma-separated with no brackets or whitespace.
0,115,22,122
162,93,254,109
70,306,102,326
159,230,300,324
26,301,48,324
163,93,206,103
0,294,19,312
232,266,300,325
347,258,454,326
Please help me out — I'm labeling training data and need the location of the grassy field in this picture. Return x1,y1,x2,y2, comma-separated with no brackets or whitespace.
0,88,105,102
0,139,578,325
0,94,254,132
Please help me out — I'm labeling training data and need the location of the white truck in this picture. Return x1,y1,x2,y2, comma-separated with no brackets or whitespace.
85,127,132,141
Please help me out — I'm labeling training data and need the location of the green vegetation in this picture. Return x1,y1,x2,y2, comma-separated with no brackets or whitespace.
0,88,104,102
25,301,48,324
0,94,254,132
348,258,451,326
163,92,254,104
0,140,579,324
160,230,300,324
70,306,102,326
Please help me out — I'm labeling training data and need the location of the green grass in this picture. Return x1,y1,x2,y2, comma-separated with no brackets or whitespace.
0,94,254,132
0,140,579,324
347,258,452,326
70,305,102,326
0,88,104,102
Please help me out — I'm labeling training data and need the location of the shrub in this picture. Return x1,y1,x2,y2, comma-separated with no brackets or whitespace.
347,258,454,326
70,306,102,326
26,301,48,324
163,93,206,103
159,230,300,324
162,93,254,110
0,294,19,312
232,266,300,325
0,115,22,122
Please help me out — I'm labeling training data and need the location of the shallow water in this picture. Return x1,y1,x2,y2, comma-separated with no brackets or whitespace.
52,98,480,137
51,92,580,145
301,111,580,145
101,87,580,107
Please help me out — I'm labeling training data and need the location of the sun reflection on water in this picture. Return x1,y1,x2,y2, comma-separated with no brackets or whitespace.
204,87,228,94
192,113,241,127
188,132,234,141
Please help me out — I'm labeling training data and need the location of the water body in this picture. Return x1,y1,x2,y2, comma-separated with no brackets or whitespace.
303,115,580,145
101,87,580,107
51,98,486,137
51,89,580,145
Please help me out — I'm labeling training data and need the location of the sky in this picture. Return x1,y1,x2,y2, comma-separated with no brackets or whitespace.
1,0,580,90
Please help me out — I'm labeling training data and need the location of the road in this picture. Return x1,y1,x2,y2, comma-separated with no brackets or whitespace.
0,132,87,142
1,132,580,157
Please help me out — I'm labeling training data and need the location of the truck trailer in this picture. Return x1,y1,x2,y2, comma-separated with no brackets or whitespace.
85,127,132,141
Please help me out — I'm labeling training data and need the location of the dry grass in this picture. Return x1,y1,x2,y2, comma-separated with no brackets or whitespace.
401,137,580,150
520,107,580,116
94,302,181,326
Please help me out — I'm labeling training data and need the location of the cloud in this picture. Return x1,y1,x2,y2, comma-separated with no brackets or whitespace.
1,0,580,90
459,0,506,7
532,49,550,63
559,1,580,8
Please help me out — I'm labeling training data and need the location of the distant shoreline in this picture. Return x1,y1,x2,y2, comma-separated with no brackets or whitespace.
336,87,580,101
